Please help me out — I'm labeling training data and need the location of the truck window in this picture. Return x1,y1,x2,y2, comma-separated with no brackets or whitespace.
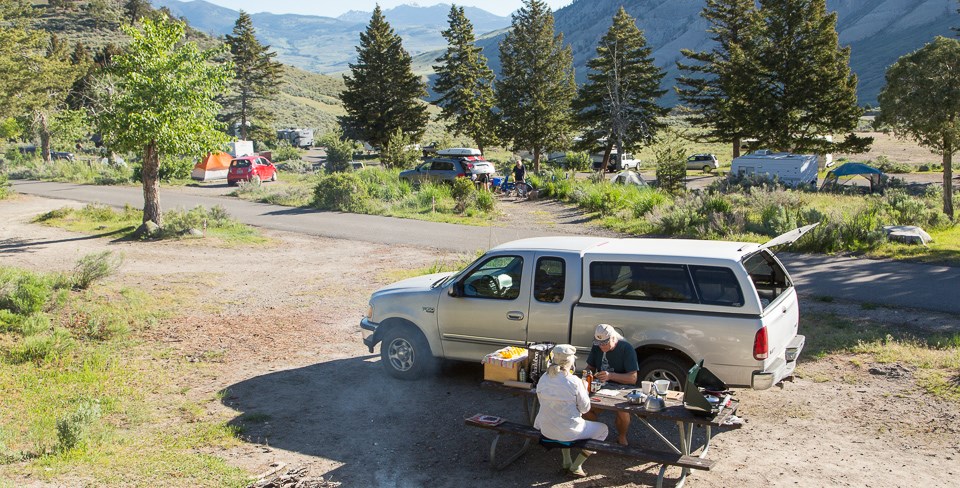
742,251,791,308
534,257,565,303
589,262,695,303
462,256,523,300
689,266,744,307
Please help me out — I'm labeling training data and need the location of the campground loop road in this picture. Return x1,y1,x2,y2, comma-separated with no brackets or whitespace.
11,179,960,314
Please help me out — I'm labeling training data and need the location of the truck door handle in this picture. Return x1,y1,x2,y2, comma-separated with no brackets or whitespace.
506,311,524,321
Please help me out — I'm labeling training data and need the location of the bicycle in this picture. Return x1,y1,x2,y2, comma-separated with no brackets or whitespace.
496,175,533,199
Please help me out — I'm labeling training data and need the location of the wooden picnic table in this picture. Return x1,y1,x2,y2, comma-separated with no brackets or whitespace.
471,380,742,488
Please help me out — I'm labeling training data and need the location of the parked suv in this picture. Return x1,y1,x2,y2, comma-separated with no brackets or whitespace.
687,154,719,172
227,155,277,185
399,148,495,185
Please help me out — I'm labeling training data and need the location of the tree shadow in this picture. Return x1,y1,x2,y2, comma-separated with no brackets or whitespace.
0,229,128,254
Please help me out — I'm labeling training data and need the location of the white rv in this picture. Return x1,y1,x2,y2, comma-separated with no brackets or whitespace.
731,150,819,187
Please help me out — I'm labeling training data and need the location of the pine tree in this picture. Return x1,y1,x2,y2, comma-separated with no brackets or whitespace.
496,0,576,171
222,11,282,141
432,5,498,153
123,0,152,25
751,0,870,154
574,7,667,172
339,6,428,163
676,0,759,158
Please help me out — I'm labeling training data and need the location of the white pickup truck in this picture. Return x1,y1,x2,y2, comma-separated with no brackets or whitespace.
362,227,813,389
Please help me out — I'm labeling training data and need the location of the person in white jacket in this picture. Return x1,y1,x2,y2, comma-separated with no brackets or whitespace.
534,344,608,477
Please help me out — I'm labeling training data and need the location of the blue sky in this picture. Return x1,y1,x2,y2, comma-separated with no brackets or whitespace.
198,1,573,18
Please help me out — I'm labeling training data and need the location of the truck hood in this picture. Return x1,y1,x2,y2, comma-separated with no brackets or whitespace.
372,272,454,297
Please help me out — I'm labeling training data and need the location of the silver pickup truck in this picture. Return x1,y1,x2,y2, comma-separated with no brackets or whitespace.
362,228,812,389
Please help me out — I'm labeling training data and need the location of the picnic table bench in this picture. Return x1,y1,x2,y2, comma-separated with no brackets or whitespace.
466,381,741,488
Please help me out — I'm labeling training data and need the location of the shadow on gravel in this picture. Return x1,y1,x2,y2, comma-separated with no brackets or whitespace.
221,356,713,487
0,229,127,254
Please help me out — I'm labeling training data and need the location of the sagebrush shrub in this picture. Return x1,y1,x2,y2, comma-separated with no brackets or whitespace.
312,172,370,212
451,177,476,214
56,400,101,452
7,274,52,315
8,327,74,364
73,251,123,290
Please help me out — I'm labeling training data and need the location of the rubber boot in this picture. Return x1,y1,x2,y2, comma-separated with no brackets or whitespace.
568,449,594,477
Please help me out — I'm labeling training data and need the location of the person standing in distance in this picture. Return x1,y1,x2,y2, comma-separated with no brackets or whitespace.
512,157,527,197
582,324,638,446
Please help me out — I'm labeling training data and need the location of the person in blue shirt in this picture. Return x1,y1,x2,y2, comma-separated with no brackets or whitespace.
583,323,639,446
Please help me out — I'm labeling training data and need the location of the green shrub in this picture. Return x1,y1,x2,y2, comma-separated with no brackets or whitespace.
0,173,10,200
18,313,51,337
8,327,74,364
381,128,422,170
312,172,370,212
631,187,669,218
357,168,411,202
871,155,913,174
277,158,314,174
649,194,705,236
271,141,303,162
563,151,592,171
4,274,53,315
451,177,476,214
475,190,495,212
56,400,101,452
72,251,123,290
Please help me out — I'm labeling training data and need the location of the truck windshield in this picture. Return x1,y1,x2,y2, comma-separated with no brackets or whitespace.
431,255,484,289
742,250,791,309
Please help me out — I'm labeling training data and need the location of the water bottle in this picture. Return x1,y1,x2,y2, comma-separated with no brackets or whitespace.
519,367,527,383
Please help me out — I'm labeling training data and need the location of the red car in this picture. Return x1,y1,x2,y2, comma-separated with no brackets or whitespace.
227,155,277,185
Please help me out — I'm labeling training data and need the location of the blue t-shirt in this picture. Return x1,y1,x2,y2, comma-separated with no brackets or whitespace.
586,340,639,377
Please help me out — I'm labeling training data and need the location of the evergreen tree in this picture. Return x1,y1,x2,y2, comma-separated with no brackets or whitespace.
222,11,282,141
574,7,667,172
339,6,428,163
95,17,231,229
751,0,870,154
877,36,960,218
676,0,759,158
432,5,498,154
124,0,152,25
496,0,576,171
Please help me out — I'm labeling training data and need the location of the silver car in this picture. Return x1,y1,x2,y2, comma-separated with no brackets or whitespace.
687,154,719,172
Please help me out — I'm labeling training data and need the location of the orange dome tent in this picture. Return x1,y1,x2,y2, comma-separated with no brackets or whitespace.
191,152,233,181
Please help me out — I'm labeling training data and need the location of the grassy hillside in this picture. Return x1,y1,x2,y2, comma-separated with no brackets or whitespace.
27,2,346,133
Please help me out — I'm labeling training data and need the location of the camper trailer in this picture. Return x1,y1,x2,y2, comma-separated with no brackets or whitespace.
730,150,819,187
277,128,314,148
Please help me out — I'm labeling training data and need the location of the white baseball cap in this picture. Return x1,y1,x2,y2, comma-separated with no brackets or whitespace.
593,323,620,346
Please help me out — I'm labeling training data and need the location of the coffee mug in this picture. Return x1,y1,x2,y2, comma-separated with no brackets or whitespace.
654,379,670,395
640,381,654,395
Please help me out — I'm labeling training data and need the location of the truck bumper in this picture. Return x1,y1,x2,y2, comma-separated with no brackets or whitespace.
752,334,805,390
361,317,380,353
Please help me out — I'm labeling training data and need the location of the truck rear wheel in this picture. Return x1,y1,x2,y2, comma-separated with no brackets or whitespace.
380,326,435,380
638,354,692,392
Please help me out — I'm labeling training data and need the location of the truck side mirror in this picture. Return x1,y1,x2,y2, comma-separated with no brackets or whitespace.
448,282,464,297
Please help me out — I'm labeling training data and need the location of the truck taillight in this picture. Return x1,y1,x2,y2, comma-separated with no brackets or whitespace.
464,163,474,170
754,326,769,360
457,172,466,177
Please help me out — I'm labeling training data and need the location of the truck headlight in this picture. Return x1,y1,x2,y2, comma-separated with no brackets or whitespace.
366,305,373,319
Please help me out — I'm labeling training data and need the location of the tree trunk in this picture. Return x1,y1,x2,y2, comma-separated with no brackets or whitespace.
944,145,954,219
533,147,541,173
142,140,163,226
240,94,248,140
38,111,51,163
733,137,741,159
601,141,614,172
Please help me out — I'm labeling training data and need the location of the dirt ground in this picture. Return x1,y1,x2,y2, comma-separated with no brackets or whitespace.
2,193,959,488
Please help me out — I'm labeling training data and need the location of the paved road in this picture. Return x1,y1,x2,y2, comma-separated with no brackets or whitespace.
10,180,960,314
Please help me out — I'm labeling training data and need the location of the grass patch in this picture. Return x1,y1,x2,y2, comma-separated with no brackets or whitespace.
0,264,252,486
33,203,269,246
381,251,483,283
801,312,960,399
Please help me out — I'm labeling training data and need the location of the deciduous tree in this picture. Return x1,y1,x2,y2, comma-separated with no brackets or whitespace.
123,0,152,25
750,0,870,154
877,36,960,218
433,5,498,154
95,17,231,229
676,0,759,158
222,11,282,141
574,7,666,172
495,0,576,171
339,6,428,164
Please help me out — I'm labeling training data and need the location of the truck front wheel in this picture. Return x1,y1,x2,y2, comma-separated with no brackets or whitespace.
380,326,435,380
638,354,692,392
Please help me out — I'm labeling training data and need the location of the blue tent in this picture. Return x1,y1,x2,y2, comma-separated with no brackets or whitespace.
822,162,885,192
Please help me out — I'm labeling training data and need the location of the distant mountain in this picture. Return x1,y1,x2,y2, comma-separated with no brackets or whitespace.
154,1,511,73
157,0,959,105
